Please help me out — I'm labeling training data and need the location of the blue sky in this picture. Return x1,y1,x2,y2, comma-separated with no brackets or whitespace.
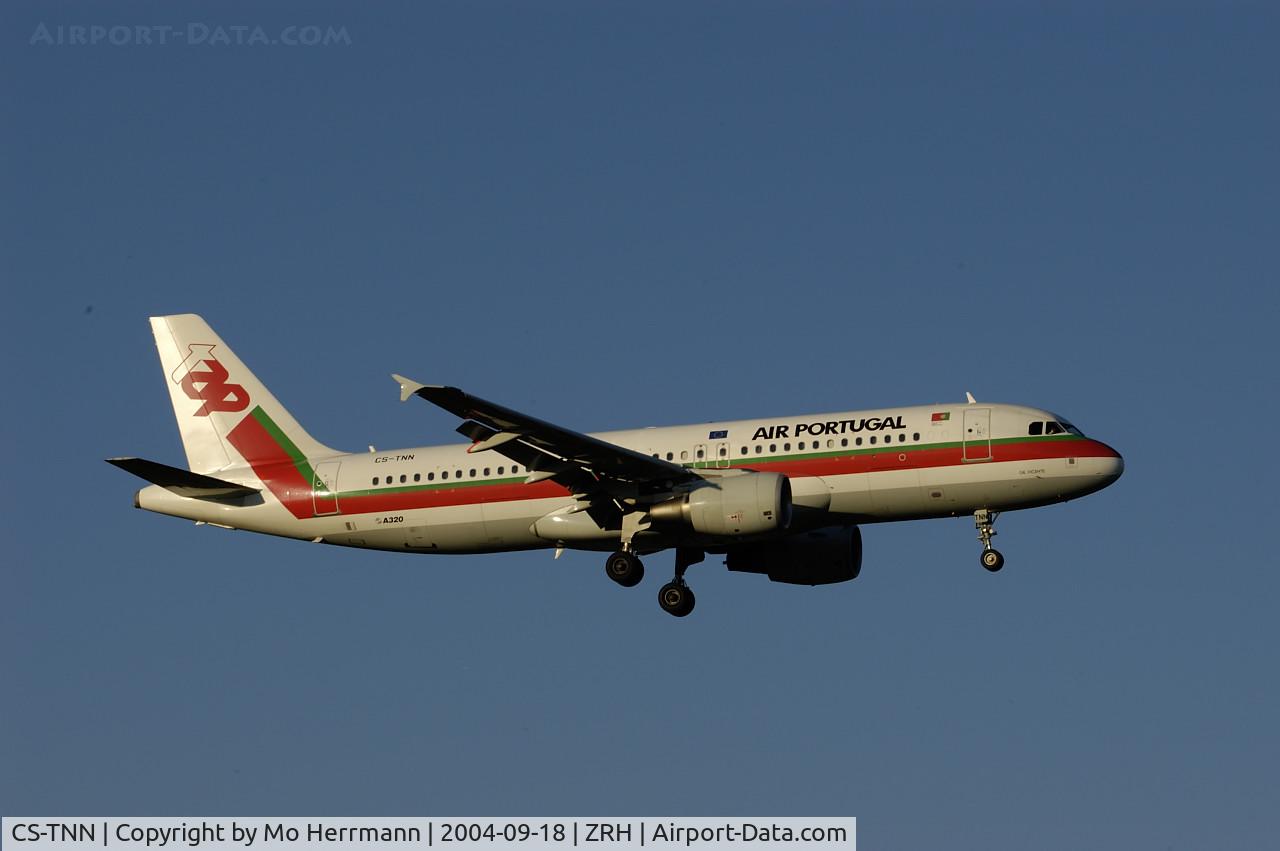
2,2,1277,848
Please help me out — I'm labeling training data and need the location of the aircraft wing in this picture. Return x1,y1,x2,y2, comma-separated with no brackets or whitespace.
392,375,695,492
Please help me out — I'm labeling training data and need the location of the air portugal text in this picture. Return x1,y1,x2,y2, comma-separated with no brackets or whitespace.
752,415,906,440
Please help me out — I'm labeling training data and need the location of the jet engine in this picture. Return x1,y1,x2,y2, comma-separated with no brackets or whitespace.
725,525,862,585
649,473,792,537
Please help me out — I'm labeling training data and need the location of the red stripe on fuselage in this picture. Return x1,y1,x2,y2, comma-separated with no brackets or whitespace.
338,438,1118,516
226,414,315,519
742,437,1118,478
338,480,571,515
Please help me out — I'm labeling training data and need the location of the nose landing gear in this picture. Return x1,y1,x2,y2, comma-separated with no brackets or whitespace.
975,509,1004,572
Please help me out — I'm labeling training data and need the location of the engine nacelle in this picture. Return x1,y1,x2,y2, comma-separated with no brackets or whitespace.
650,473,792,538
725,526,862,585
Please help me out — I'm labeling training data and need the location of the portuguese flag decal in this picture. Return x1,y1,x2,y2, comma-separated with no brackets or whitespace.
931,412,951,422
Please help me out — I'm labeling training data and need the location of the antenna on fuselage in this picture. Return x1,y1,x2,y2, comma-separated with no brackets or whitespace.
965,391,978,404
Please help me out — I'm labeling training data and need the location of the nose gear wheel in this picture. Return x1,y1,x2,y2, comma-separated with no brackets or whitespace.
974,509,1004,572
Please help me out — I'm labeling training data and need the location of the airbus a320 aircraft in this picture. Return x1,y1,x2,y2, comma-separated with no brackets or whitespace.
109,314,1124,617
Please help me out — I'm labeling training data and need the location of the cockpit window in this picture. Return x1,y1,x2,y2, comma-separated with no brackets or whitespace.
1030,419,1085,437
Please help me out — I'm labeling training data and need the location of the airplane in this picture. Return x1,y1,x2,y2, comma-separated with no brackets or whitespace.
109,314,1124,617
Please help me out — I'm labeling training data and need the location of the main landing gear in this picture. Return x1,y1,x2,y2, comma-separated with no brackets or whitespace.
658,548,703,618
975,508,1005,572
605,550,644,587
603,546,703,617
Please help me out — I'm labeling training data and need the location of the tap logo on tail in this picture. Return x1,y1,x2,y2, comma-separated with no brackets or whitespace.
172,344,250,416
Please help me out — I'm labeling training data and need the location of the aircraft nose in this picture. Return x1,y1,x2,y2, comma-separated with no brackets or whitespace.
1097,443,1124,484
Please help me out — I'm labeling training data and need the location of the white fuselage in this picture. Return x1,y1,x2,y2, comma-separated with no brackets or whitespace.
136,401,1123,555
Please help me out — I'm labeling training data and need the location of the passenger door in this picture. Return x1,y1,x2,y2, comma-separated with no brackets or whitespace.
312,461,341,515
962,408,992,462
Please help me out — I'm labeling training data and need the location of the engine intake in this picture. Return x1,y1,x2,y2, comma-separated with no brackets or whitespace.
726,526,862,585
650,473,792,538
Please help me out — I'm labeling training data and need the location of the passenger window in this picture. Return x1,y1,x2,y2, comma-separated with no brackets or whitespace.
1046,421,1064,435
856,437,863,446
797,441,804,450
696,448,704,459
827,439,834,448
870,436,877,444
371,477,378,486
666,452,673,461
740,446,748,455
498,466,505,475
428,472,435,481
899,434,906,443
442,471,449,480
414,473,421,482
719,446,727,457
1029,421,1044,436
680,450,689,461
841,438,848,447
469,469,476,477
913,432,920,441
456,470,463,479
755,445,763,454
483,467,490,476
513,465,520,473
769,443,777,452
399,475,407,483
784,443,791,452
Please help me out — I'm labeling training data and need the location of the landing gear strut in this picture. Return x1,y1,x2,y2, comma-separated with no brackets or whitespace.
974,509,1004,572
658,548,702,617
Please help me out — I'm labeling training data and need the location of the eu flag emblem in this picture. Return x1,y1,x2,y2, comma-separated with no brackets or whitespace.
708,429,728,439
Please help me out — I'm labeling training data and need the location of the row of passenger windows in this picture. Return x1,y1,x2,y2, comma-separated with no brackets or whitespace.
372,465,522,486
1028,420,1081,436
372,431,931,486
650,433,924,461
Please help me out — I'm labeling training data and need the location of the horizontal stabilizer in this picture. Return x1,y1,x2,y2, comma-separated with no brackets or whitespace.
106,457,260,500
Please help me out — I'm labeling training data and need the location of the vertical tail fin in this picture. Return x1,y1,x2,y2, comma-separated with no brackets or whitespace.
151,314,338,474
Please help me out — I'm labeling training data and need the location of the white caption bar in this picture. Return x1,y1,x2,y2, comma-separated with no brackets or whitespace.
3,819,854,851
